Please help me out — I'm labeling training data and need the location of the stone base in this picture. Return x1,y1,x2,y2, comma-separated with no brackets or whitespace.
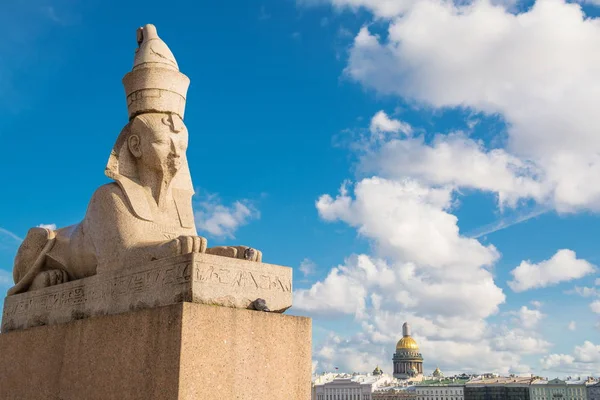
0,302,311,400
2,253,292,332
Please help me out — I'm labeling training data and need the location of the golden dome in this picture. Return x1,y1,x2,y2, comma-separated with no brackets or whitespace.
396,335,419,351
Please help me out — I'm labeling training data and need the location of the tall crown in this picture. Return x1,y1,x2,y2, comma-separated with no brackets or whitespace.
122,24,190,120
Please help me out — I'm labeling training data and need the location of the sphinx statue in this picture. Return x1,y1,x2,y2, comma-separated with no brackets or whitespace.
9,24,261,296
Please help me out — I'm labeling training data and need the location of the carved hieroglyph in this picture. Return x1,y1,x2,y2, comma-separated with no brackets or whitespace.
2,253,292,332
7,24,269,299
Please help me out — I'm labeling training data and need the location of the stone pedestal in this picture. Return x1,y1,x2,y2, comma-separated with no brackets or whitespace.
0,302,312,400
2,253,292,332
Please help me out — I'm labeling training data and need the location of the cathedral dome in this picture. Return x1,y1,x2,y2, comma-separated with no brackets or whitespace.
396,336,419,351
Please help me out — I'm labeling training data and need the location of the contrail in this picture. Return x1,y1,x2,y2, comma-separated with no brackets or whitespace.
467,206,551,239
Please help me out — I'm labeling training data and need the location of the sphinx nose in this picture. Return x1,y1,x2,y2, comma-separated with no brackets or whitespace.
170,140,181,157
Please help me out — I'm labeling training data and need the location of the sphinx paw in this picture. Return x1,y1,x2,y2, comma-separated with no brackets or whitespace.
242,247,262,262
29,269,69,291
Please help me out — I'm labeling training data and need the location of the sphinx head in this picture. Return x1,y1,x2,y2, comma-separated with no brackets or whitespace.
127,113,188,178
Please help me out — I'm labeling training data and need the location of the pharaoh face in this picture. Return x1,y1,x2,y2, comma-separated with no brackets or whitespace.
128,113,188,177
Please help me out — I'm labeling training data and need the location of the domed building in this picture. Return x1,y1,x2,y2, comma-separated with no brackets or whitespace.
392,322,424,381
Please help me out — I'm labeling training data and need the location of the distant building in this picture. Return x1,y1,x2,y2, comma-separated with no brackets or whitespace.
393,322,424,382
465,376,534,400
374,386,418,400
433,368,444,379
415,383,464,400
312,373,397,400
588,381,600,400
531,378,588,400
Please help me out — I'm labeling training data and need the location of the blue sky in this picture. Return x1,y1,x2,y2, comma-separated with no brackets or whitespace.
1,0,600,378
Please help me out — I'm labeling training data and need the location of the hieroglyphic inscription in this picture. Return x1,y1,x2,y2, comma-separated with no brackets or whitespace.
4,262,191,317
194,264,291,293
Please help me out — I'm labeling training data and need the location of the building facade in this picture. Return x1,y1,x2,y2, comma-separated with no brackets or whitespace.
374,388,418,400
313,377,375,400
415,385,464,400
393,322,424,381
530,379,588,400
589,382,600,400
313,374,398,400
465,376,533,400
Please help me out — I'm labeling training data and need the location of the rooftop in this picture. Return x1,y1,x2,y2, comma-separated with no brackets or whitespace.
466,376,535,386
418,378,470,386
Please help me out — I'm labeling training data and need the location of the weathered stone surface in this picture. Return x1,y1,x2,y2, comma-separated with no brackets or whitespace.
2,253,292,332
0,303,312,400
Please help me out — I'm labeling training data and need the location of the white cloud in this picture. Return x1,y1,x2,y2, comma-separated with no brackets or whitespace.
299,258,317,277
316,178,500,271
359,131,545,209
508,249,596,292
296,178,514,372
568,321,576,331
568,286,599,297
293,259,367,315
574,341,600,363
491,328,551,355
541,341,600,375
530,300,543,309
369,110,412,137
591,300,600,314
507,306,544,329
540,353,575,370
194,193,259,239
342,0,600,213
37,223,57,231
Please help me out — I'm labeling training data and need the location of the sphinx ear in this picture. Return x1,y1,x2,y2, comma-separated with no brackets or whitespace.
128,134,142,158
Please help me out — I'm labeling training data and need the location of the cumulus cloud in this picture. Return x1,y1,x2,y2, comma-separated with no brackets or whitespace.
530,300,543,309
541,341,600,375
359,130,544,208
295,178,515,372
591,300,600,314
369,110,412,138
316,178,500,271
568,286,600,297
508,249,596,292
299,258,317,277
491,328,551,355
194,193,259,239
540,353,575,370
507,306,544,329
343,0,600,213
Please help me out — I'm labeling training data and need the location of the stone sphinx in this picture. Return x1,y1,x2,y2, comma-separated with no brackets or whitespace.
8,24,262,296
